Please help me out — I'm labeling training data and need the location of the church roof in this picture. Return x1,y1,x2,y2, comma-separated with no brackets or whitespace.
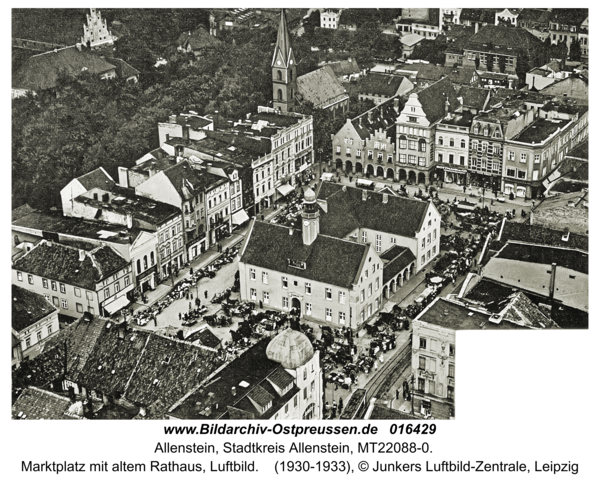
266,329,314,369
297,66,348,109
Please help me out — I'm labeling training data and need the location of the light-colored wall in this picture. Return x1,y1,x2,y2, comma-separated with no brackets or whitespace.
483,256,588,312
16,310,60,361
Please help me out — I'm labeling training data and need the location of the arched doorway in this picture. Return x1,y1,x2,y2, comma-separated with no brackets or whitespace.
366,164,374,176
383,285,389,299
398,169,407,181
291,297,301,315
408,171,416,184
386,168,395,180
355,162,363,174
345,160,353,173
418,172,426,185
302,402,315,419
335,159,343,170
376,166,384,177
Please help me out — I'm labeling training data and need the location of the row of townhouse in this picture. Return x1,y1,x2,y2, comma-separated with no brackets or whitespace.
331,77,587,200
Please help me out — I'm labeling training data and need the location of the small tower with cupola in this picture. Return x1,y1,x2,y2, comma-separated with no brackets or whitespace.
301,187,319,246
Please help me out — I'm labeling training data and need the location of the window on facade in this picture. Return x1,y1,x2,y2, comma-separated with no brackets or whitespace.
305,283,311,295
305,302,312,314
399,154,407,164
339,312,346,324
368,283,372,297
360,289,365,302
282,276,288,288
408,116,417,123
362,231,367,243
76,303,84,313
325,308,332,321
449,154,454,164
461,139,466,148
408,155,416,164
262,272,268,284
408,140,417,150
520,153,527,163
27,274,34,285
250,269,256,280
375,234,381,252
338,291,346,304
115,282,120,293
517,170,526,179
419,337,427,349
282,297,289,308
449,344,455,357
250,288,257,300
377,152,383,162
506,168,516,177
325,288,332,300
61,299,68,309
399,139,407,149
263,292,269,304
438,137,443,145
508,151,515,161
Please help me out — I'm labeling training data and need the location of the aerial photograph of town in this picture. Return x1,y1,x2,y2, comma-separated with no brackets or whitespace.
11,7,588,421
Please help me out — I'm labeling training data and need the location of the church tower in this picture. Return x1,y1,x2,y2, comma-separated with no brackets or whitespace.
272,9,297,113
301,187,319,246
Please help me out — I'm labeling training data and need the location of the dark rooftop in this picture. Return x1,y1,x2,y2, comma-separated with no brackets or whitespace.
316,182,430,240
12,203,35,222
13,241,129,290
12,387,81,420
76,167,115,191
74,185,180,227
500,222,588,251
167,338,299,420
185,327,222,349
241,220,368,289
357,73,410,98
566,140,588,160
417,297,526,331
495,242,588,275
12,284,58,332
512,118,570,143
12,211,144,246
368,403,414,420
383,247,416,285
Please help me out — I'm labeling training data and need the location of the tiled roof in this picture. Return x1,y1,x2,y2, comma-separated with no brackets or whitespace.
12,387,81,420
500,292,559,329
357,73,409,97
124,333,221,409
495,242,588,275
297,65,348,109
417,65,478,86
457,86,490,111
465,25,543,57
500,222,588,252
460,9,497,24
13,241,129,290
548,8,588,26
240,220,368,289
266,366,295,391
247,384,275,408
12,285,57,332
327,58,360,77
161,161,226,201
350,97,400,140
77,167,115,191
533,190,588,212
382,247,417,284
167,338,299,420
13,46,118,91
66,314,110,382
178,26,221,50
105,57,139,79
186,327,222,348
316,182,430,240
416,77,461,123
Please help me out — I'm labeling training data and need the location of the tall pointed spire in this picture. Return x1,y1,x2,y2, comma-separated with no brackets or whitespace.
272,9,293,68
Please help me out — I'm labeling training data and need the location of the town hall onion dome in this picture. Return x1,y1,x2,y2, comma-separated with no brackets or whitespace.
304,187,316,202
266,328,314,369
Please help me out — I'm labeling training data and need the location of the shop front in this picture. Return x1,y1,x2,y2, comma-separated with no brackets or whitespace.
503,182,528,199
435,166,468,186
469,172,501,193
137,267,157,294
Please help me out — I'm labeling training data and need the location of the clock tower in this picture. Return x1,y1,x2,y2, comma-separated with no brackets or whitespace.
301,187,319,246
272,9,297,113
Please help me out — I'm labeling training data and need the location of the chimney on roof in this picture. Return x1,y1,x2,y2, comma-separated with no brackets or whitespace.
78,249,86,262
126,213,133,229
76,43,82,51
362,190,368,201
474,22,479,34
231,386,237,397
383,193,389,204
289,227,293,236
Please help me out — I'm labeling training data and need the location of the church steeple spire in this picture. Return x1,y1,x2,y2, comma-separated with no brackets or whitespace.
272,9,297,112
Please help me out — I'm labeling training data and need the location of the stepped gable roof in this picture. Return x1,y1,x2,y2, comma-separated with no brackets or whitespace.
464,25,543,56
13,45,118,91
12,285,57,333
357,73,410,97
458,86,490,111
495,242,588,275
12,387,81,420
415,77,461,123
77,167,115,191
350,97,400,140
315,182,429,239
240,220,368,289
13,241,129,290
266,329,314,369
500,222,588,252
297,65,348,109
